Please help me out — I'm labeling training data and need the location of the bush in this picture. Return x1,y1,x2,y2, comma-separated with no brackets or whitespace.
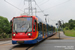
73,27,75,30
0,29,3,34
65,27,69,30
3,33,7,38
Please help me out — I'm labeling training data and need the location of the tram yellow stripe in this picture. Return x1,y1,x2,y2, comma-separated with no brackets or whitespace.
32,31,38,40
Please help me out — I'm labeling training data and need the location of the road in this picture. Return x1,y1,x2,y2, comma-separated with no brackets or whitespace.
32,32,75,50
0,32,75,50
32,40,75,50
0,40,14,50
0,40,34,50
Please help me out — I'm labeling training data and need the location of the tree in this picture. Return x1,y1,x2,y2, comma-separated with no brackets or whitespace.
63,19,75,30
0,16,11,34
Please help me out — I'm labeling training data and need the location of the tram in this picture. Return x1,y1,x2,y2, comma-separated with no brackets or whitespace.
10,15,55,44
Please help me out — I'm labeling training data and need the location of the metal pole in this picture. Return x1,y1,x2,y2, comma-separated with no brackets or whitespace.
61,20,63,31
35,1,37,16
58,21,60,39
44,14,49,24
57,25,58,37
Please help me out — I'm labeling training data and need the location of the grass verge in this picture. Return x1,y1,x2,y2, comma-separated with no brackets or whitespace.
64,30,75,37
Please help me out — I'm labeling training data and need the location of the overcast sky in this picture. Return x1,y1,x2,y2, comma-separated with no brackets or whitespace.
0,0,75,26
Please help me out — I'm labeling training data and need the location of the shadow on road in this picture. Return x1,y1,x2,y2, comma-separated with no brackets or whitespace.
14,44,34,48
10,44,35,50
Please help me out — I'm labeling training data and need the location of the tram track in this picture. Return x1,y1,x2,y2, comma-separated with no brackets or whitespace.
9,44,35,50
9,40,46,50
0,33,56,50
25,45,35,50
26,33,57,50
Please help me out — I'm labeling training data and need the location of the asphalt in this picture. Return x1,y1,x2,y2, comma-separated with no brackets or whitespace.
32,32,75,50
0,32,75,50
0,40,34,50
32,40,75,50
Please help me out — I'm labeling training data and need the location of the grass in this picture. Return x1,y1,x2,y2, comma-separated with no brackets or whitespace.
64,29,75,37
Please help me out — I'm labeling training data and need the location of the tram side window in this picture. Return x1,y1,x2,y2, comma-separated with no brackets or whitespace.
38,22,42,31
47,25,49,31
49,26,52,31
43,24,46,32
48,25,50,32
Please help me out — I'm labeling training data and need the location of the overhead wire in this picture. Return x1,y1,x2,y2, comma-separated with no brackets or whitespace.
34,0,57,22
4,0,28,14
4,0,57,23
39,0,49,6
42,0,70,24
38,0,44,3
35,0,69,25
43,0,70,11
34,0,45,14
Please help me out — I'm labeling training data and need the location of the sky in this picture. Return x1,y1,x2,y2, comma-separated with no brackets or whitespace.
0,0,75,27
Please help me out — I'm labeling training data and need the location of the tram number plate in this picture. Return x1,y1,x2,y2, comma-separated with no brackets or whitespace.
17,41,24,43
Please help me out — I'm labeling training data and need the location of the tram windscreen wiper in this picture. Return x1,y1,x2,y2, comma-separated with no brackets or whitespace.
25,24,30,33
15,30,17,34
20,23,26,28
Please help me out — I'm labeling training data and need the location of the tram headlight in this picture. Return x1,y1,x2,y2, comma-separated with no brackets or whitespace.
13,34,16,36
28,33,32,36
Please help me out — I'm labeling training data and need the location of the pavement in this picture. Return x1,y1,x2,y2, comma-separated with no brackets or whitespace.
0,40,11,45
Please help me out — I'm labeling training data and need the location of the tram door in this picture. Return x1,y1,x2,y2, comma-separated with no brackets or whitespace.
43,24,46,38
38,22,43,39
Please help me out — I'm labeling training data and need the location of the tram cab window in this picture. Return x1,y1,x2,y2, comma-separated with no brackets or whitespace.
33,20,37,32
33,20,35,32
33,26,35,32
